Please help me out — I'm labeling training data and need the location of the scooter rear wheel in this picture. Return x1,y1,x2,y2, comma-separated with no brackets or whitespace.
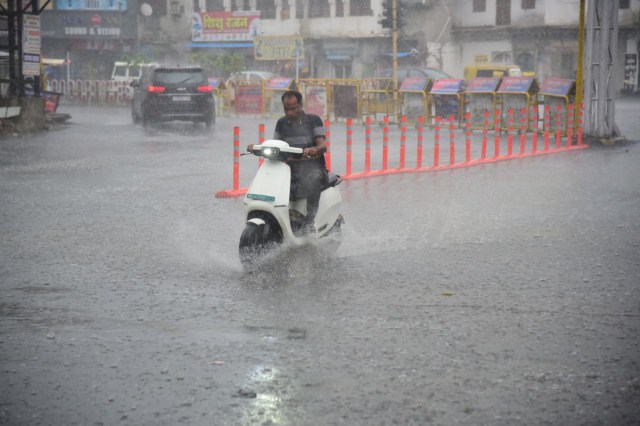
239,222,280,269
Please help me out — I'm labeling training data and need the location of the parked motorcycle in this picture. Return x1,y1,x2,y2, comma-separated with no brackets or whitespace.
239,140,344,269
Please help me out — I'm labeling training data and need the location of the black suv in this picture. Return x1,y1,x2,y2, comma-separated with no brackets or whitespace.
131,66,215,129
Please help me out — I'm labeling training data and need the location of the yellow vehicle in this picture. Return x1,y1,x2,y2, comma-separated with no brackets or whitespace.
464,63,534,80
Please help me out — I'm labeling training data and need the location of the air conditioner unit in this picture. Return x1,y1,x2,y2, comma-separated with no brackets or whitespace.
169,1,184,15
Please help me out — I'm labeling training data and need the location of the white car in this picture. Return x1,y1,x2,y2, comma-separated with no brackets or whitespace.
226,70,276,85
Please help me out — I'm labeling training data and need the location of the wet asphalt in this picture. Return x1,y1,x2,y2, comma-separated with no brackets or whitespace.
0,99,639,425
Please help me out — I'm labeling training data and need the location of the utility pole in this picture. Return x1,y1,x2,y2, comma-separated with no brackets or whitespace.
392,0,398,105
583,0,621,140
575,0,585,134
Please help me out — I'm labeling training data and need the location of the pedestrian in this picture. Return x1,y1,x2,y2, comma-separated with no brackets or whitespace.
247,90,328,233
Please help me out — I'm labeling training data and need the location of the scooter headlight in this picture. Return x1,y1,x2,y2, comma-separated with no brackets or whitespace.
262,147,280,159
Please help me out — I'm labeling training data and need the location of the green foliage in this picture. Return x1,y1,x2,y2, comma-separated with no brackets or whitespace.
191,51,245,78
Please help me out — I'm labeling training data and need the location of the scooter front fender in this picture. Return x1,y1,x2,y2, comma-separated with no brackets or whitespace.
246,218,266,226
243,160,296,241
244,161,291,207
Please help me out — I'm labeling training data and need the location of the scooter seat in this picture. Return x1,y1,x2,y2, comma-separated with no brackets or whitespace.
327,172,343,188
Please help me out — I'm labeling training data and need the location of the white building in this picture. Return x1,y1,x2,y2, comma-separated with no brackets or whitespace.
143,0,639,92
444,0,640,92
182,0,448,79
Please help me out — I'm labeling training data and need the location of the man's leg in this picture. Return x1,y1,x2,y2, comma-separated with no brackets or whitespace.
291,163,328,229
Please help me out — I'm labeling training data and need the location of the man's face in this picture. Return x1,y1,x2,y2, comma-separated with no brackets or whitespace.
283,96,301,121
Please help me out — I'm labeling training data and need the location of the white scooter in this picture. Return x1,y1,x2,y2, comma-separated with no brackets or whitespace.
239,140,344,269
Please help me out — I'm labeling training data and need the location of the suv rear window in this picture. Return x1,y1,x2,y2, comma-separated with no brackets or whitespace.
153,69,206,85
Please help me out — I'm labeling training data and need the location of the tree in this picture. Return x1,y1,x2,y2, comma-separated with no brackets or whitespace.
190,51,245,78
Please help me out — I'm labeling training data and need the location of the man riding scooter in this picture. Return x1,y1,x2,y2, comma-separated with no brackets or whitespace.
247,90,328,234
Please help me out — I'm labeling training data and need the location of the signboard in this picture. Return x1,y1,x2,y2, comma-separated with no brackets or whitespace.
208,78,224,90
431,78,464,94
498,77,534,93
545,96,567,133
254,36,303,61
235,84,263,114
55,0,128,11
433,96,460,121
539,78,575,96
266,78,294,90
399,77,428,92
192,11,261,42
624,53,638,92
304,85,328,118
468,94,495,128
40,11,135,39
465,77,500,93
23,15,41,76
403,93,426,122
266,78,295,115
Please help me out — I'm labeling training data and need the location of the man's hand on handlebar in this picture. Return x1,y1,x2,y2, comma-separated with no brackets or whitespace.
303,147,321,159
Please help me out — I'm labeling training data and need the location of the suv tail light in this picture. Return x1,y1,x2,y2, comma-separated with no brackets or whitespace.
197,85,213,93
148,85,166,93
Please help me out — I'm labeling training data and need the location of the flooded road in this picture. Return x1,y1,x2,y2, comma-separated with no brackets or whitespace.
1,100,639,425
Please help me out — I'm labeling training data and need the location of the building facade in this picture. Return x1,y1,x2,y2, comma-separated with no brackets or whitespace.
38,0,640,93
444,0,640,92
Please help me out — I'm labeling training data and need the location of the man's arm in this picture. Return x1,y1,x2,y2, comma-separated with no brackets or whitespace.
303,136,326,158
303,116,327,158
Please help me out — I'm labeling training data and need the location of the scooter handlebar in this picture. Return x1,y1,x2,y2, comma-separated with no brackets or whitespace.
251,143,304,161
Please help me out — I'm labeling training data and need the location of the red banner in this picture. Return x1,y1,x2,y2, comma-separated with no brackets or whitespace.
192,11,260,42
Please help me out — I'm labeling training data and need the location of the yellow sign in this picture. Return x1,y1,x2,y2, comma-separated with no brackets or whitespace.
474,54,489,63
254,36,304,61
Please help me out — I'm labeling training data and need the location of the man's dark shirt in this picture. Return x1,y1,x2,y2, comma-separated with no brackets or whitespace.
273,111,326,169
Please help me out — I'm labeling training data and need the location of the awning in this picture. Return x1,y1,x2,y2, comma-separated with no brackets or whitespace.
186,42,253,49
384,51,416,58
322,41,358,62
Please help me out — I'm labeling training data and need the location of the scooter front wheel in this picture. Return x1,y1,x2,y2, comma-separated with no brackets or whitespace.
239,222,281,269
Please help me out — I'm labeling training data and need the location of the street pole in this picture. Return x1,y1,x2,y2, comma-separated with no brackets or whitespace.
296,48,299,82
575,0,585,133
392,0,398,106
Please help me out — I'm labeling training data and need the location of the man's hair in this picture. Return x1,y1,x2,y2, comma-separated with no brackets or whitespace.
281,90,303,105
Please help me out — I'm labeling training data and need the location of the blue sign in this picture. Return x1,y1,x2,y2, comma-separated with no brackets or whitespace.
208,78,224,89
267,78,293,90
56,0,128,11
465,77,500,93
400,77,428,92
498,77,534,93
539,78,575,96
431,78,464,94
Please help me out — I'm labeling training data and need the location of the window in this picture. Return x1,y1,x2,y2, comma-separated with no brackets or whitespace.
235,0,250,11
350,0,372,16
296,0,304,19
620,0,630,9
561,53,575,79
205,0,224,11
309,0,330,18
146,0,166,15
473,0,486,13
496,0,511,25
336,0,344,17
258,0,276,19
516,52,535,72
521,0,535,9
